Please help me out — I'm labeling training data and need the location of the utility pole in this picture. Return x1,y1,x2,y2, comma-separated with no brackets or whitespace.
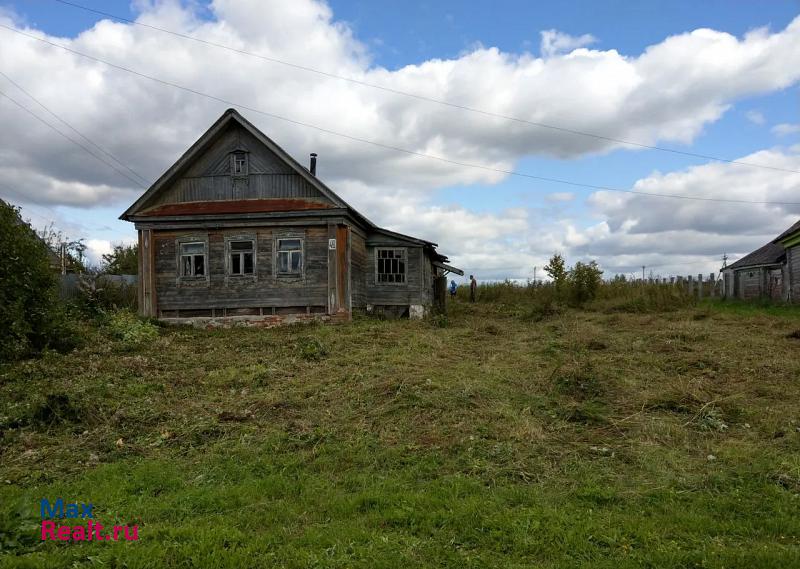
533,266,537,285
721,253,728,269
642,265,646,282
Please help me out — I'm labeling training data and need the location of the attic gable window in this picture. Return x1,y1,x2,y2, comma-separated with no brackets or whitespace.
180,242,206,277
376,248,406,284
232,152,248,176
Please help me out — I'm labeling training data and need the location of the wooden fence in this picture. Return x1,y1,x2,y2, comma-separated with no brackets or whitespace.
59,274,138,300
630,273,724,299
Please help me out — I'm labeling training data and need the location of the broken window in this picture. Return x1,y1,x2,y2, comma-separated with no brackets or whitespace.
376,248,406,284
277,238,303,275
180,242,205,277
232,152,248,176
229,240,255,276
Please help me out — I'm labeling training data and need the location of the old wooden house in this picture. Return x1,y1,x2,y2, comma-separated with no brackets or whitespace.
723,219,800,301
121,108,461,324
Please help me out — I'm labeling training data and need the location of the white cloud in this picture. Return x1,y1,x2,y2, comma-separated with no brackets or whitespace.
85,239,113,265
569,146,800,276
0,2,800,279
546,192,575,202
0,2,798,209
745,110,765,125
773,123,800,136
540,29,597,58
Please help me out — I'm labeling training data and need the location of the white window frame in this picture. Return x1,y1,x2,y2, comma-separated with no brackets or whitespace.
227,238,256,277
277,237,304,276
231,152,248,176
180,241,207,278
375,247,407,285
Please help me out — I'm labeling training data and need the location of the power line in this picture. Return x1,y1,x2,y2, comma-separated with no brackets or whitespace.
2,23,800,206
0,70,151,186
51,0,800,176
0,88,147,188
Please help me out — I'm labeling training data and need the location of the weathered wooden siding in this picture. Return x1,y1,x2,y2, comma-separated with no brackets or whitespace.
147,122,331,209
350,231,367,309
789,246,800,301
364,245,426,306
152,226,329,312
735,268,763,300
421,250,434,305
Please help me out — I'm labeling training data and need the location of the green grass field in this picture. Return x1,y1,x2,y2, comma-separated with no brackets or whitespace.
2,297,800,567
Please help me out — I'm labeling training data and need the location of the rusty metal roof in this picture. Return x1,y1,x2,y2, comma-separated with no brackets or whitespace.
142,199,335,216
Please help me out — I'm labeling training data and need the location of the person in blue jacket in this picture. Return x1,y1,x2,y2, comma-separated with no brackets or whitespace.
449,279,457,298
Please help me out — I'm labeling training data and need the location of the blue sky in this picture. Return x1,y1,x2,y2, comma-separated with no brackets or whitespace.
2,0,799,279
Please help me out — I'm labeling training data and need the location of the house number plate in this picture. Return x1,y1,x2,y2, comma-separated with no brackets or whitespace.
328,238,337,250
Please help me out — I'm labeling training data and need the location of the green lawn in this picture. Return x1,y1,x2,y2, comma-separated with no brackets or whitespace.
2,299,800,567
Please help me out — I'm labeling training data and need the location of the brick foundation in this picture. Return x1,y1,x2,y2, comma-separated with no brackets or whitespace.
160,312,336,329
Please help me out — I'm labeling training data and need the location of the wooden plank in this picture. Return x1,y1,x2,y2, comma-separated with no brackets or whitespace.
336,225,349,312
137,230,144,316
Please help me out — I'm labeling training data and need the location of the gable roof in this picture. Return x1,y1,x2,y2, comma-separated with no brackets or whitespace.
121,108,460,264
122,108,360,222
727,241,785,270
773,219,800,244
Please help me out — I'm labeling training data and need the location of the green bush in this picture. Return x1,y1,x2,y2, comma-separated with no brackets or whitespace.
296,337,328,361
106,310,159,350
0,201,81,361
74,275,138,316
569,261,603,306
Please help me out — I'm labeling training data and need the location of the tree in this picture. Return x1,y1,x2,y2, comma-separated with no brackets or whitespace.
544,253,568,296
570,261,604,305
37,222,88,273
0,201,63,360
102,243,139,275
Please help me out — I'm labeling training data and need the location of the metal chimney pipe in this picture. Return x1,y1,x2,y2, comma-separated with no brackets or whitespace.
309,153,317,176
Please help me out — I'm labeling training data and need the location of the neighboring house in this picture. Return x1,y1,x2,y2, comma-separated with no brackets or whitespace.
722,220,800,301
120,108,462,324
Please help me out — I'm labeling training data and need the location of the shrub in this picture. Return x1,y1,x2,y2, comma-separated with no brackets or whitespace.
569,261,604,306
0,201,78,361
74,275,138,316
31,393,81,426
106,310,159,350
102,243,138,275
522,292,561,322
296,337,328,361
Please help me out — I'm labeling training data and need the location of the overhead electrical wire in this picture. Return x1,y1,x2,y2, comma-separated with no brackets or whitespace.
51,0,800,176
0,88,147,189
0,70,151,187
1,23,799,206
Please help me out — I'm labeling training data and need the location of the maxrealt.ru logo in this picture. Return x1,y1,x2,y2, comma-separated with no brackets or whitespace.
40,498,139,542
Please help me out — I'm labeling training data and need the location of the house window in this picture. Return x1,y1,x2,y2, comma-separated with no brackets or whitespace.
232,152,248,176
376,248,406,284
229,240,254,276
277,238,303,274
180,242,206,277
